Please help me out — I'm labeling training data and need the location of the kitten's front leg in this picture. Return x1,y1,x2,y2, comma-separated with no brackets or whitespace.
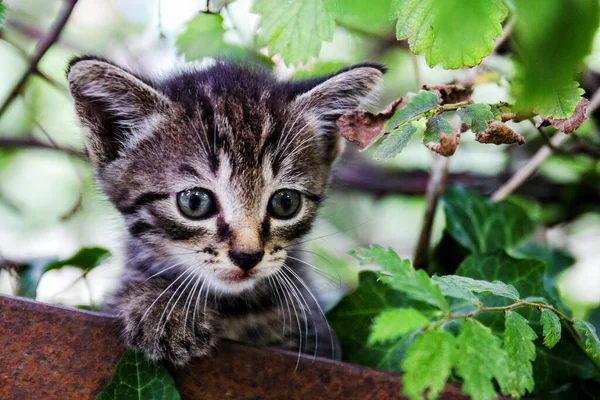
110,277,217,366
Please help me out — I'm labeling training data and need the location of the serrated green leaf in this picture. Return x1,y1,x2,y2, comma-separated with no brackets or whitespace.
442,185,535,254
368,308,429,345
512,0,598,117
402,329,456,400
456,319,509,400
423,114,453,144
44,247,110,274
383,91,439,133
433,275,518,302
534,81,585,120
177,13,248,61
431,275,481,306
457,104,494,133
327,271,413,370
327,0,392,35
392,0,507,69
351,245,412,278
502,311,537,396
252,0,336,65
97,349,180,400
374,118,424,159
540,309,561,349
358,246,449,310
457,250,599,392
574,320,600,363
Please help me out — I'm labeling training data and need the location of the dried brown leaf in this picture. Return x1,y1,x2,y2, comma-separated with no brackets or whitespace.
536,98,589,134
476,120,525,145
424,132,460,157
337,98,405,149
422,84,473,104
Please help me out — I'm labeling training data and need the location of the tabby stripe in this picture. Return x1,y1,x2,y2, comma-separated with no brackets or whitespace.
118,192,170,214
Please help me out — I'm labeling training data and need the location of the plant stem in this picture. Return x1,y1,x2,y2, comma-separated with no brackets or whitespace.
429,299,600,372
0,0,78,120
441,101,471,111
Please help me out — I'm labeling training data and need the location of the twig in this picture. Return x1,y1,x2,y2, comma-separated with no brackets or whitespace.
491,133,569,202
0,0,78,119
491,88,600,201
0,137,87,159
413,154,450,270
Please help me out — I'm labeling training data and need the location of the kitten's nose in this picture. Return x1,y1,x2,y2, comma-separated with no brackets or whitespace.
229,250,264,272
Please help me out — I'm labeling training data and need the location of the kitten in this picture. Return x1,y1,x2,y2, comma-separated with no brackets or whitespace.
67,57,384,366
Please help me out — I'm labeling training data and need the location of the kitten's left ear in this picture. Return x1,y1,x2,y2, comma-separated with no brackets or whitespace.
292,63,386,133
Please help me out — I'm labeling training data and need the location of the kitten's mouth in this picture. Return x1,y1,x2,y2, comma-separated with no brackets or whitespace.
220,269,257,284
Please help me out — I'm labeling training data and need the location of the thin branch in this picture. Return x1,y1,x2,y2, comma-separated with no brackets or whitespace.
413,154,449,270
0,137,87,159
0,0,78,119
491,89,600,202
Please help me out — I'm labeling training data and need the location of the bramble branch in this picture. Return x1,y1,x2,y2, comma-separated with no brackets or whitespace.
0,137,87,159
0,0,78,119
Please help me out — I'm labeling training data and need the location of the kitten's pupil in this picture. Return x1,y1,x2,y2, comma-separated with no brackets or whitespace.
189,194,202,210
280,193,292,209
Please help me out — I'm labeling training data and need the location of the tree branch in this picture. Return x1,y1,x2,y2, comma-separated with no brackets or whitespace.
413,154,449,270
0,137,87,159
0,0,78,119
491,88,600,202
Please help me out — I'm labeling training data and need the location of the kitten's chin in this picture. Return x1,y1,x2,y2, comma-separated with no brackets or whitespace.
210,270,264,294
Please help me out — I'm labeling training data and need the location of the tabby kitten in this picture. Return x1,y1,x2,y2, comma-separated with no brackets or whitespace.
67,57,384,366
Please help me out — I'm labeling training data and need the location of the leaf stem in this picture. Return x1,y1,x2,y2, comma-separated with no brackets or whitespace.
441,101,471,111
429,299,600,372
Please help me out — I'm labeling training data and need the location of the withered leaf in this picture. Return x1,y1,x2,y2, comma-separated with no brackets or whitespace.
422,84,473,104
424,132,460,157
475,120,525,145
536,98,589,134
337,98,405,149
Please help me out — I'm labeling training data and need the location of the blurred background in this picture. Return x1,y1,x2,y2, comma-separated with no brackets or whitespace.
0,0,598,317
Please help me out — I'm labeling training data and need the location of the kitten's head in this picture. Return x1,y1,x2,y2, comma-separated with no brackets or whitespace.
67,58,384,294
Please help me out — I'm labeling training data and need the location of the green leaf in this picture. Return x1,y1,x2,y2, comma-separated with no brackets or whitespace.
540,309,561,349
98,349,180,400
16,259,52,299
0,1,5,25
502,311,537,396
392,0,507,69
574,320,600,364
512,0,598,117
432,275,519,302
589,306,600,333
533,81,585,120
177,13,247,61
431,275,481,306
356,246,449,310
423,114,453,144
402,329,456,400
457,250,599,392
368,308,429,345
382,91,439,133
292,61,347,80
252,0,336,65
457,104,494,133
44,247,110,274
327,271,413,370
514,243,575,278
373,118,424,159
442,185,535,254
327,0,393,35
456,319,509,400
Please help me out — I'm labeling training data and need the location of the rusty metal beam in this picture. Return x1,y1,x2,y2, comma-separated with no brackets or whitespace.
0,294,473,399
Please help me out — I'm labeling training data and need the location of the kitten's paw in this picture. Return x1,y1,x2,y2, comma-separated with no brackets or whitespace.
117,292,216,366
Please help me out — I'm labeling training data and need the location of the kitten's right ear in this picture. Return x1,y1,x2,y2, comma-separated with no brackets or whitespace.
67,57,171,166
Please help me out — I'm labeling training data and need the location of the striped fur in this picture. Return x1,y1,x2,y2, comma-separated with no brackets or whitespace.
67,57,384,365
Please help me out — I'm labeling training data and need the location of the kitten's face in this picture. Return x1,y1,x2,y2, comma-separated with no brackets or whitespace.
68,59,383,294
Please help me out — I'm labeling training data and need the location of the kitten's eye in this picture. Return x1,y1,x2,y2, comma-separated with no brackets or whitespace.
177,189,215,219
268,190,301,219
